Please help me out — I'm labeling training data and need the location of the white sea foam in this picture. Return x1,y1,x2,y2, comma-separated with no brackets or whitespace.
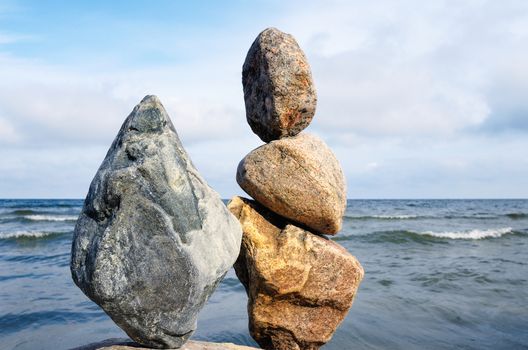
420,227,513,240
0,231,62,239
24,215,78,222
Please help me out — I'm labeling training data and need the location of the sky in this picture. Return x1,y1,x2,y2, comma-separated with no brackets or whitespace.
0,0,527,199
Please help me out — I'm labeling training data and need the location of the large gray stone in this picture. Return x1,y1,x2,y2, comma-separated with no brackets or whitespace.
242,27,317,143
70,95,242,349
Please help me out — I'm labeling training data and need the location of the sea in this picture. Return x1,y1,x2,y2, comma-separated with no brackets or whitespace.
1,199,527,350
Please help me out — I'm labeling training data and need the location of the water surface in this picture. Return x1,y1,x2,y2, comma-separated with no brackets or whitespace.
1,199,527,349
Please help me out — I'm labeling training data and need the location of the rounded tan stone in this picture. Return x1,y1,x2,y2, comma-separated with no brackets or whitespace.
228,196,364,350
242,27,317,142
236,133,346,235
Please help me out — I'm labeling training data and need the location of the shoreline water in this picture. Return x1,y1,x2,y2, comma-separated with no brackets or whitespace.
1,199,527,349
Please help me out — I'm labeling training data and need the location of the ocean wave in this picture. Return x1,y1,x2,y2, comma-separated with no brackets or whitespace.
420,227,514,240
23,215,78,222
334,227,522,244
506,213,528,219
444,215,497,219
346,214,420,220
0,231,66,240
10,209,38,215
346,213,515,221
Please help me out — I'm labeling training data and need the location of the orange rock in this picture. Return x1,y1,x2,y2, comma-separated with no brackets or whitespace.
228,197,364,350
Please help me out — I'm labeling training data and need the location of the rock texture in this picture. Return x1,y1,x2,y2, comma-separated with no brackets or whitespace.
236,133,346,235
71,338,260,350
242,27,317,142
228,197,364,350
70,96,242,349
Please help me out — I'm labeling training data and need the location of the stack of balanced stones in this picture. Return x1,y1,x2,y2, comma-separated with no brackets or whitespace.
228,28,365,350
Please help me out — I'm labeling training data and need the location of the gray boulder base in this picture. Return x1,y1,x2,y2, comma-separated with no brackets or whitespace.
71,95,242,349
243,27,317,143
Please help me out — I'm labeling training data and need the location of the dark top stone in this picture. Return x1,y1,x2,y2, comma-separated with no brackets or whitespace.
242,27,317,142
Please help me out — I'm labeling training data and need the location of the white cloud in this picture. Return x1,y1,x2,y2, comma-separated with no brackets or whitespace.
0,33,21,44
0,117,19,143
2,1,526,146
0,52,250,147
0,145,107,198
365,162,379,171
332,133,528,198
274,0,527,138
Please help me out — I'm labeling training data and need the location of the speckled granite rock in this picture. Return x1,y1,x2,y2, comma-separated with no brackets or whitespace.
242,27,317,142
71,338,260,350
70,96,242,349
228,197,363,350
236,133,346,235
